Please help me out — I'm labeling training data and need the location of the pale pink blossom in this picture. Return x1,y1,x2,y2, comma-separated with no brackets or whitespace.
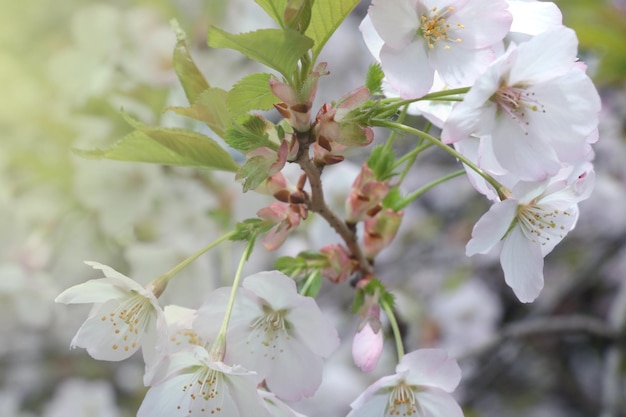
194,271,340,401
361,0,512,98
466,164,595,302
347,349,463,417
55,261,166,364
443,27,601,181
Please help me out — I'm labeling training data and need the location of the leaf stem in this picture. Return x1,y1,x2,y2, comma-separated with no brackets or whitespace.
396,169,466,210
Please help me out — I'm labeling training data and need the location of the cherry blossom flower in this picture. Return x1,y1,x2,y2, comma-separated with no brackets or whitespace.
138,345,269,417
466,164,595,302
194,271,340,401
55,261,166,364
361,0,512,98
347,349,463,417
442,27,601,181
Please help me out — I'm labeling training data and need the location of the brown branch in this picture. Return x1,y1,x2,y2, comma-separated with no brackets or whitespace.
295,137,373,278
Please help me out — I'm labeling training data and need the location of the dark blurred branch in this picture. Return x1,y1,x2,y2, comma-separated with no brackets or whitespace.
461,314,617,360
600,276,626,417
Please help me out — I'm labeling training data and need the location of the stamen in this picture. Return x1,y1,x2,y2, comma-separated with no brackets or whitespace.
494,85,546,135
419,6,463,50
387,381,421,416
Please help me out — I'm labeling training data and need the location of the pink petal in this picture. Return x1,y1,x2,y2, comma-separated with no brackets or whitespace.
288,300,340,358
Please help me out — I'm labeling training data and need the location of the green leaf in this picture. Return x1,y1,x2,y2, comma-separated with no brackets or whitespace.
73,114,239,172
207,27,314,78
365,62,385,95
171,20,210,104
167,87,232,139
306,0,360,61
254,0,289,27
227,73,280,117
225,115,276,153
236,155,274,192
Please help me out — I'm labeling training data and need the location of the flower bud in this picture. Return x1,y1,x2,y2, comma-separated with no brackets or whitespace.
352,302,383,372
363,209,403,258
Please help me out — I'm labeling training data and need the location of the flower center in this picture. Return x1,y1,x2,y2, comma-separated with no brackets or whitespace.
247,307,291,358
177,368,224,414
387,381,422,416
419,6,463,50
516,203,570,246
101,292,153,352
494,85,546,134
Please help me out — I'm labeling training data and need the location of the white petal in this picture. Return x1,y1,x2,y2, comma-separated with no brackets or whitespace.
264,339,324,401
508,27,577,85
449,0,512,49
242,271,298,309
466,199,518,256
137,374,190,417
368,0,419,49
491,115,560,181
288,299,340,358
71,298,145,361
432,46,496,87
417,387,464,417
55,278,128,304
349,373,403,410
84,261,144,290
501,226,544,303
380,42,434,99
359,15,384,60
347,392,389,417
528,69,601,159
508,0,563,36
399,349,462,392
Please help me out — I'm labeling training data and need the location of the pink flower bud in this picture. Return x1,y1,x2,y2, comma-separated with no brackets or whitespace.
352,302,383,372
257,202,305,251
319,244,356,283
345,163,390,222
363,209,403,258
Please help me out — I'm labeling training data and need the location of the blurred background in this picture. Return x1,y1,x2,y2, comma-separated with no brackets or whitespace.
0,0,625,416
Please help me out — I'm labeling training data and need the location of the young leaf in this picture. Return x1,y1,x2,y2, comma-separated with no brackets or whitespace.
171,20,210,104
73,127,239,172
365,62,385,95
167,87,232,139
231,218,274,241
284,0,314,32
236,155,275,192
207,27,314,79
227,73,280,117
225,115,276,153
254,0,289,27
306,0,360,61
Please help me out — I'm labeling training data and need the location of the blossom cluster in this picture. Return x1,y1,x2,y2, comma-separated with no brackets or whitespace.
362,0,600,303
51,0,604,416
